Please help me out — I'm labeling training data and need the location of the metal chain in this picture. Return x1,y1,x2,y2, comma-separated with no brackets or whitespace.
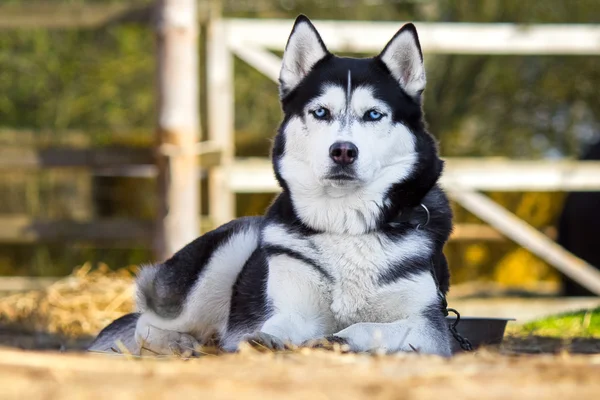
446,307,473,352
430,251,473,352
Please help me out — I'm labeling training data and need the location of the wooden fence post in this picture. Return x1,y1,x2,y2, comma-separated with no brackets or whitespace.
206,0,236,228
153,0,200,261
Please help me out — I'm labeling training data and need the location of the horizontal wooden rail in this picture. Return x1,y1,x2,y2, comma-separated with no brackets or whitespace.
452,223,556,241
0,217,153,244
2,8,599,56
226,19,600,55
229,157,600,193
0,217,213,245
0,147,153,169
0,146,221,171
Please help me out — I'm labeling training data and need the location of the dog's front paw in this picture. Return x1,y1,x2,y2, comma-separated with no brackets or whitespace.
332,324,384,353
302,335,350,351
241,332,288,351
135,323,201,357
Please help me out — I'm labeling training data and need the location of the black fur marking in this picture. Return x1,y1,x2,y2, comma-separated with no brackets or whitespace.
263,244,333,282
266,191,319,237
325,335,349,345
379,187,452,293
227,248,272,335
87,312,140,352
431,249,450,296
422,302,451,342
377,255,431,286
141,216,262,319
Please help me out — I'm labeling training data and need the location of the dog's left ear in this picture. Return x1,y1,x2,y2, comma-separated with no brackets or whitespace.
378,23,426,101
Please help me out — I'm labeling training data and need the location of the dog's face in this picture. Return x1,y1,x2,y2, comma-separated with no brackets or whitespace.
273,16,440,233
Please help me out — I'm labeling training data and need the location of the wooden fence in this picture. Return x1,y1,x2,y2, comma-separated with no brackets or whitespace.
1,2,600,294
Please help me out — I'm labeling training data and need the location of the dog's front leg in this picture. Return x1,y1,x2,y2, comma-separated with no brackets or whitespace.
241,254,334,350
331,312,452,357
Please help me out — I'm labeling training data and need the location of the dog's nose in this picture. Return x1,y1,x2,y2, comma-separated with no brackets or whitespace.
329,141,358,165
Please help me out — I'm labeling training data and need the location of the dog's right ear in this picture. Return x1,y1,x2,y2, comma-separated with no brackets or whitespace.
279,15,330,99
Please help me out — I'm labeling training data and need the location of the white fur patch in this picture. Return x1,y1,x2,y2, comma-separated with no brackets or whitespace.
280,85,418,234
261,223,434,329
260,255,335,344
331,271,449,356
334,317,451,356
314,230,433,327
372,270,438,318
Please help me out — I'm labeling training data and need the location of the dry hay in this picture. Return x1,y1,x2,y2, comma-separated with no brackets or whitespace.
0,263,136,338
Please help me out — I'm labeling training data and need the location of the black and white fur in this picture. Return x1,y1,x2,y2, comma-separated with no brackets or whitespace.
89,16,453,357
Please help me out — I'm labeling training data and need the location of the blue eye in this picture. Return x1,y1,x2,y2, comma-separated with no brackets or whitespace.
311,107,330,120
364,109,384,121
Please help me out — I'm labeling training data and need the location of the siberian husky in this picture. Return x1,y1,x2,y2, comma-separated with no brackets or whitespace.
89,15,454,357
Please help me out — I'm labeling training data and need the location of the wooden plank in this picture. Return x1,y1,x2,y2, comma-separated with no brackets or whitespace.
207,9,236,227
227,158,600,193
229,43,281,82
226,19,600,55
441,158,600,192
450,224,555,241
0,147,153,170
153,0,201,260
229,158,279,193
0,147,220,171
451,224,503,241
0,216,213,245
447,188,600,296
0,3,136,29
0,217,153,244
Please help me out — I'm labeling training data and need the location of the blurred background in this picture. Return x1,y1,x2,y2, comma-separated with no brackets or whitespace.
0,0,599,300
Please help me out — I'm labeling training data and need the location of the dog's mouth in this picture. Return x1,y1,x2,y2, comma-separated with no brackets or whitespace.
324,165,358,182
326,173,356,181
322,166,362,188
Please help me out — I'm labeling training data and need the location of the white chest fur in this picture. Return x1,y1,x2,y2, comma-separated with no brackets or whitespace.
262,223,435,330
310,230,432,328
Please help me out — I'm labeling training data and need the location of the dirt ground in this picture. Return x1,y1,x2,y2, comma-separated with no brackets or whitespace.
1,344,599,400
1,268,599,399
0,329,599,400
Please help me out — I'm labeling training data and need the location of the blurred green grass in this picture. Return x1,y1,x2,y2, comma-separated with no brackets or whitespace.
511,307,600,338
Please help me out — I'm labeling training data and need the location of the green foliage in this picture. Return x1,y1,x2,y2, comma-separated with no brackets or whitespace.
516,307,600,338
0,24,154,146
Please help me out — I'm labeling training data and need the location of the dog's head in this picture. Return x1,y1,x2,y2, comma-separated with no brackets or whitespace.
272,16,443,234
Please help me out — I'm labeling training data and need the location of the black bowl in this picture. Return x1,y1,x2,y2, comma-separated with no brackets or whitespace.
446,316,515,354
